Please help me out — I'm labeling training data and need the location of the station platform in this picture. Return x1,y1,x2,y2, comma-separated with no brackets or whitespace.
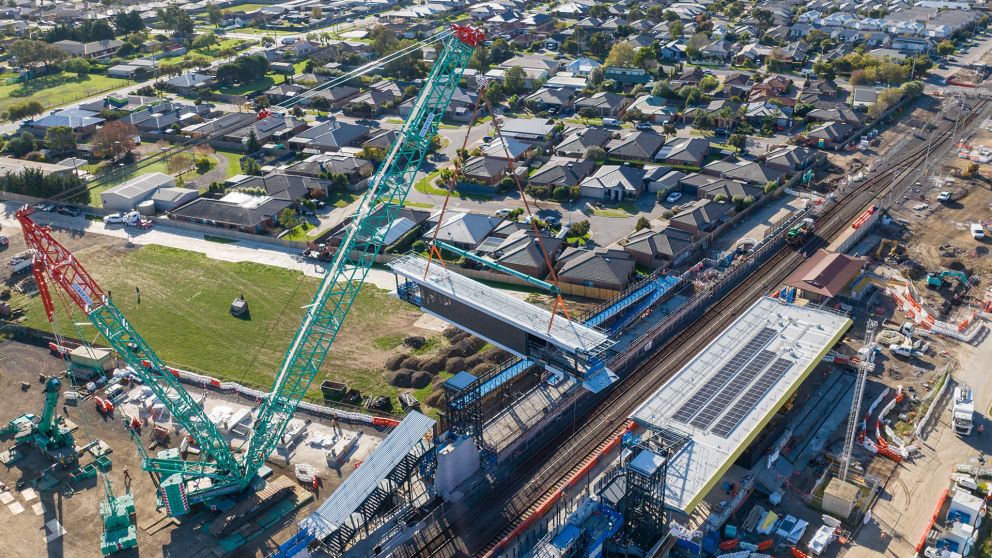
482,373,580,454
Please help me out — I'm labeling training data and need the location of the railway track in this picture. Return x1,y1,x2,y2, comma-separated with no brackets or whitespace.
388,96,989,558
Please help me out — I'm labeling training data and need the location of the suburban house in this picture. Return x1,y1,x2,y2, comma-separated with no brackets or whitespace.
287,119,370,152
423,212,503,249
500,118,557,146
556,247,637,296
524,87,578,112
170,191,294,234
182,113,256,138
529,157,596,189
232,172,327,200
122,102,212,133
805,121,855,149
621,225,696,268
574,92,630,117
764,146,820,172
578,165,646,201
460,156,511,187
654,138,710,167
53,39,123,59
607,131,666,161
165,72,216,95
669,199,733,237
224,114,308,145
284,152,372,184
487,54,560,89
25,108,104,137
555,128,613,157
488,229,563,279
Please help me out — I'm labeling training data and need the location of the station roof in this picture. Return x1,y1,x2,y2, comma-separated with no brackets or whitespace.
389,254,612,356
629,296,851,513
299,411,435,539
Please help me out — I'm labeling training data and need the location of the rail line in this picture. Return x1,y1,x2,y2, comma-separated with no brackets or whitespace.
382,96,990,558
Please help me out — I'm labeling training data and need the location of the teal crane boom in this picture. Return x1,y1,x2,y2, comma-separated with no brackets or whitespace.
16,23,484,516
239,25,483,479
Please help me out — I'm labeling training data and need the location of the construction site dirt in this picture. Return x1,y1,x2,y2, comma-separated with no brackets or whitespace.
0,339,377,558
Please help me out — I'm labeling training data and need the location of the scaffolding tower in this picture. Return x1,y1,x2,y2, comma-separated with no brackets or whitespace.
622,428,690,550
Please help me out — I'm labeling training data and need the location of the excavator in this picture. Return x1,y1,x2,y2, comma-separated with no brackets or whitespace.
17,23,485,521
926,269,968,289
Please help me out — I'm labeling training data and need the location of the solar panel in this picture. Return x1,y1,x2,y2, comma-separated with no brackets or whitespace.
671,328,776,425
711,358,794,438
688,349,775,430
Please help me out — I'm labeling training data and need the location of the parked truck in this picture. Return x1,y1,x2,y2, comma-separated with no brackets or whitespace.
953,384,975,436
7,249,35,276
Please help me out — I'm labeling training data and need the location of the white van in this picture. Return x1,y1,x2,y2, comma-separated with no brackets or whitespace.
602,117,621,127
971,223,985,239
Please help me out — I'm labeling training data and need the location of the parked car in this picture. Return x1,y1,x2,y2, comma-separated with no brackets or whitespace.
105,213,125,225
0,235,8,248
33,202,55,212
665,191,683,204
56,205,81,217
544,216,560,227
494,208,512,217
602,117,621,127
971,223,985,239
937,191,952,202
482,135,493,143
635,122,653,130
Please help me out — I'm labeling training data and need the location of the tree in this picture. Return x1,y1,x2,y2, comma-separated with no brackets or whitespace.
311,7,322,19
812,60,835,81
156,6,194,36
44,126,76,154
588,32,612,57
585,146,607,162
686,33,709,60
166,151,194,175
5,132,36,157
728,133,747,151
369,24,399,57
206,3,222,26
936,40,955,57
651,80,675,98
64,57,90,77
503,65,527,94
9,39,66,71
359,146,386,166
216,54,269,85
588,66,605,87
589,4,609,18
113,10,145,34
635,216,651,231
570,220,590,237
191,32,218,50
241,157,262,175
669,20,684,40
278,207,300,230
867,88,903,119
93,121,139,160
469,45,489,71
699,75,719,92
604,42,637,68
157,62,182,79
261,35,274,46
754,8,774,32
6,100,44,121
245,129,261,153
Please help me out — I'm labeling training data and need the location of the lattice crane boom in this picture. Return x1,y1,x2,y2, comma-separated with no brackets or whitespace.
16,210,240,483
239,25,482,478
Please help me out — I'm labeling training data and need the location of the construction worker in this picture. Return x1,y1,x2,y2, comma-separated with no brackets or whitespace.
62,404,68,416
122,466,130,481
979,423,985,435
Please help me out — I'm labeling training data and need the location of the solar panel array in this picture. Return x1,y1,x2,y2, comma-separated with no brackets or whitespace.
688,349,776,430
711,358,794,438
671,328,777,425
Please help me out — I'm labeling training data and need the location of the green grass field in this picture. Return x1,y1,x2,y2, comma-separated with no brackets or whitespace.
0,72,128,114
13,244,422,402
217,75,276,96
216,150,244,179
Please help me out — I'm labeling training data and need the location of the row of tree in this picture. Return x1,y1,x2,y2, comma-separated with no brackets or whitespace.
0,168,89,204
44,12,144,44
216,54,270,85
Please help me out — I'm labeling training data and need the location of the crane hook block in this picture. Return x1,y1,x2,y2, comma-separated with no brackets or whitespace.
452,24,485,47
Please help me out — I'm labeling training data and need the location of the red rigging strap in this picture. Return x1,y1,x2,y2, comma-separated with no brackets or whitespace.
452,24,485,47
